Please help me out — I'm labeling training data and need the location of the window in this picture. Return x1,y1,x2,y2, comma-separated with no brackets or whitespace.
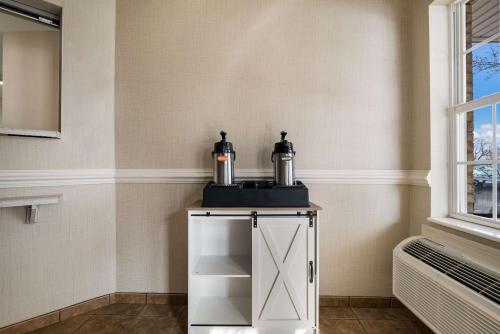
451,0,500,228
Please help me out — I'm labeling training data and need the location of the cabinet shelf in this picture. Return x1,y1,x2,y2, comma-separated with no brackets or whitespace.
193,255,251,277
191,296,251,326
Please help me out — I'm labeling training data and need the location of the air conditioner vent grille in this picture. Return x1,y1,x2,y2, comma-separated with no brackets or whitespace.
403,239,500,306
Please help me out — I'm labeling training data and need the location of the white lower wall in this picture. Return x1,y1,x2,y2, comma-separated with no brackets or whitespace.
116,183,410,297
0,185,116,328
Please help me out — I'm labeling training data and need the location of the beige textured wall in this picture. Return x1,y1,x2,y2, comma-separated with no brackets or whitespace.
0,0,116,170
116,184,200,293
115,0,412,296
2,31,60,131
301,184,410,296
409,186,430,236
409,0,432,173
0,0,116,328
116,0,411,170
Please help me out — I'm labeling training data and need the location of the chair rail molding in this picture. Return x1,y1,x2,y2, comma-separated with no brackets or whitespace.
0,169,116,188
0,169,431,188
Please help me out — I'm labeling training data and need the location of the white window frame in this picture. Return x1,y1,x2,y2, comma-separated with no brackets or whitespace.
449,0,500,229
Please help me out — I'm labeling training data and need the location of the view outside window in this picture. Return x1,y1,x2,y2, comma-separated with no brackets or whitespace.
465,0,500,218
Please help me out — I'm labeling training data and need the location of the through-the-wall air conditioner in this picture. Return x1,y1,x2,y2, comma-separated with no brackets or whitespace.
393,236,500,334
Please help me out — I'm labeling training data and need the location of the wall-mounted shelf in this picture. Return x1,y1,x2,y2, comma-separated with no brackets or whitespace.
0,194,62,224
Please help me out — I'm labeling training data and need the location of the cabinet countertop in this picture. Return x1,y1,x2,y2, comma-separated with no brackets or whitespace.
186,200,322,212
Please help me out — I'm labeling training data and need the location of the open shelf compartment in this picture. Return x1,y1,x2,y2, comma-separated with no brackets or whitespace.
191,296,252,326
189,216,253,327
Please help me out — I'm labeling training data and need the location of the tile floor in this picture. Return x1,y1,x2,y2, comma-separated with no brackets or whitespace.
27,303,433,334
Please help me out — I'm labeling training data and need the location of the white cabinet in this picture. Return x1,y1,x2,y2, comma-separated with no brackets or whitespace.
187,203,320,334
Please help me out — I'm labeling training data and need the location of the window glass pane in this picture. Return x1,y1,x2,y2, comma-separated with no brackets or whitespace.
467,164,493,217
465,39,500,101
467,106,493,161
465,0,499,49
497,165,500,219
497,105,500,154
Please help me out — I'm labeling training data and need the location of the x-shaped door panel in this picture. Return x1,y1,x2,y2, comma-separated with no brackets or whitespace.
253,217,313,328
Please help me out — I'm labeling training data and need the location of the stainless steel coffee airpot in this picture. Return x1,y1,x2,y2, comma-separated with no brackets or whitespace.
212,131,235,185
272,131,296,186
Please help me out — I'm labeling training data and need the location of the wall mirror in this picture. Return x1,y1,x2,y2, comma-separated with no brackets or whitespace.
0,0,61,138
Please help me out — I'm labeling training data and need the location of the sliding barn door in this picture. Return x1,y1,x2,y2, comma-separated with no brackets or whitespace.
252,216,315,329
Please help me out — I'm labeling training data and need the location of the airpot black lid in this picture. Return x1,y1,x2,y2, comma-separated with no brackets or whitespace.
213,131,234,153
274,131,295,154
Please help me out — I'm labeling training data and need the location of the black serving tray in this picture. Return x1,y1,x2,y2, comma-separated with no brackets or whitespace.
202,180,309,207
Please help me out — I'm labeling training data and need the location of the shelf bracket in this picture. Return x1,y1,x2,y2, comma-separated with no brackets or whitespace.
26,205,39,224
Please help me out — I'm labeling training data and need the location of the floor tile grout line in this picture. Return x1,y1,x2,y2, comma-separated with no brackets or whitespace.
70,316,92,334
350,307,360,320
169,320,176,334
357,318,369,334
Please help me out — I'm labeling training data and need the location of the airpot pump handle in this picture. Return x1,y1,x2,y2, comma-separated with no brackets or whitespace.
217,131,235,160
281,131,287,141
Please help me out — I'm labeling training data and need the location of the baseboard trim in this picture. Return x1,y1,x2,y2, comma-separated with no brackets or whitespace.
0,169,431,188
112,292,187,305
320,296,405,308
0,293,404,333
0,294,111,334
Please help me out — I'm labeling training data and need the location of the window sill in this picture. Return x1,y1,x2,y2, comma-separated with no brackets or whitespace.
427,217,500,243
